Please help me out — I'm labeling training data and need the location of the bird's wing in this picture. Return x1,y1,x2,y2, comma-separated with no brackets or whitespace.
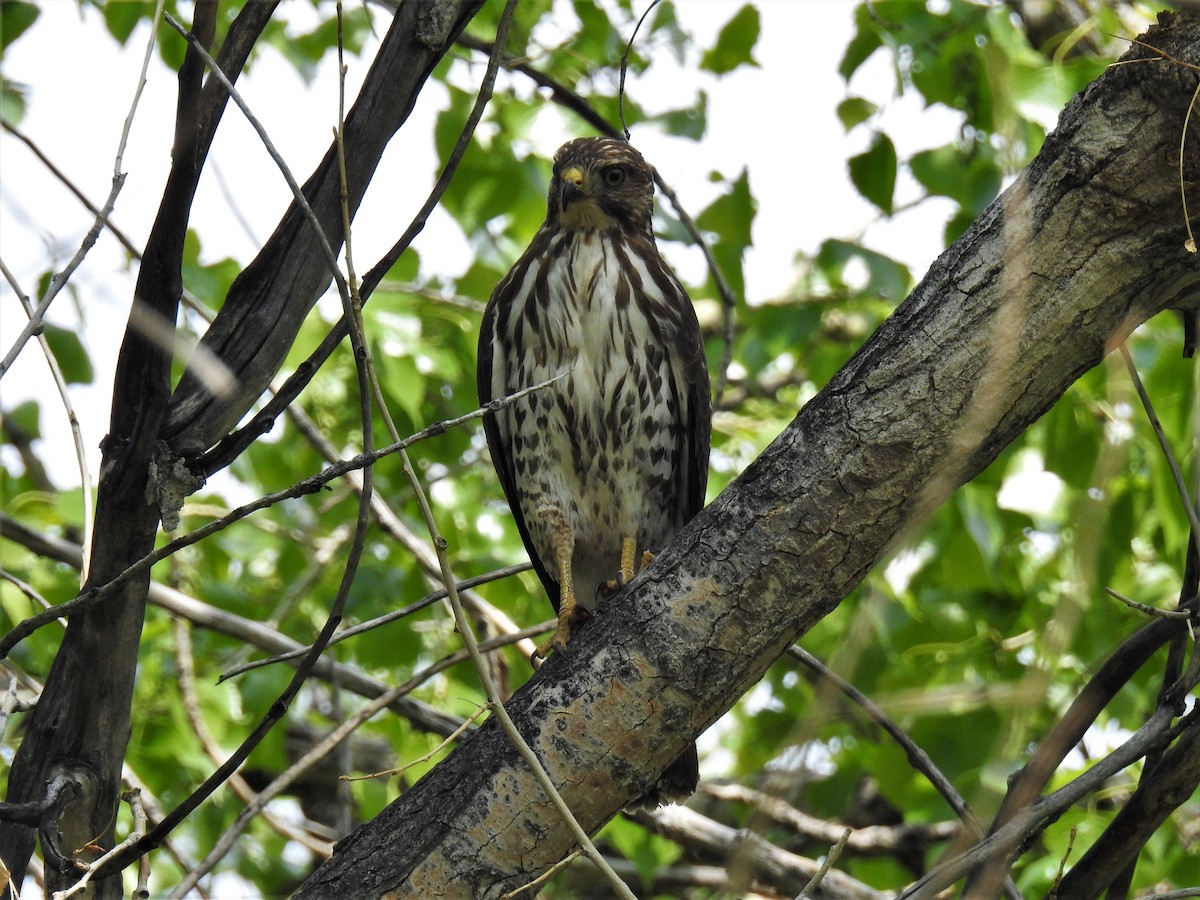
478,241,563,610
629,234,712,522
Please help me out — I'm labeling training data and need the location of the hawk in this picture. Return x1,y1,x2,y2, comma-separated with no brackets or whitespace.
477,136,712,805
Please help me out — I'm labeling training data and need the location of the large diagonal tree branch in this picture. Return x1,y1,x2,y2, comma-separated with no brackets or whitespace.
296,13,1200,897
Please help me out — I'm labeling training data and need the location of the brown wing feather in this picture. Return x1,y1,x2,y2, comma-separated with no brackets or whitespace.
477,234,563,610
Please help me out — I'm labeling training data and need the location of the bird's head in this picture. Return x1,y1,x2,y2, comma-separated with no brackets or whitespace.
545,137,655,235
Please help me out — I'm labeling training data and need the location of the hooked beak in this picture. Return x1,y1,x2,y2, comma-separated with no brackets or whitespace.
559,166,586,213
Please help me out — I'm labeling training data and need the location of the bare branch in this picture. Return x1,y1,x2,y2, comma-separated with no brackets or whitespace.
0,0,163,380
638,805,885,899
0,257,95,582
0,513,463,737
901,705,1189,898
0,377,562,658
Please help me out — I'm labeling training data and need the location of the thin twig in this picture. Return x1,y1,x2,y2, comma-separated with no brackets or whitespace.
1106,586,1194,619
0,256,95,582
617,0,663,139
218,563,535,681
341,705,487,781
1046,825,1077,899
0,377,563,658
786,646,984,833
795,827,852,899
0,119,143,259
52,790,148,900
0,0,162,379
172,619,333,857
1119,343,1200,558
371,280,485,311
500,850,583,899
0,568,56,615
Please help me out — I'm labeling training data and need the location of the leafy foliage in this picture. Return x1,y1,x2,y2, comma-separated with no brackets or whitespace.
1,1,1195,897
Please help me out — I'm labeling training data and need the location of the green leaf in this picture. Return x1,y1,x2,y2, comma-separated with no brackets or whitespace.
700,4,760,75
909,144,1002,214
6,398,40,439
102,0,156,46
838,3,883,81
814,239,910,301
600,816,682,889
847,132,896,215
0,0,39,55
43,324,94,385
647,90,707,140
836,96,877,132
694,169,756,301
1,75,26,124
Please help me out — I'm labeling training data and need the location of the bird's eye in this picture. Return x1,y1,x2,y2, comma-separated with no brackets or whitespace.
603,166,626,187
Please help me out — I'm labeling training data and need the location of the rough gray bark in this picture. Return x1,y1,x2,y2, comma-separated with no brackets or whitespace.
295,13,1199,898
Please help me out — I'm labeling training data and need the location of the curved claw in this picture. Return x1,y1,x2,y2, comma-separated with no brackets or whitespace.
531,604,586,666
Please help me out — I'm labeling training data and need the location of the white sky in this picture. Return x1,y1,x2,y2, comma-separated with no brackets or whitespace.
0,1,964,488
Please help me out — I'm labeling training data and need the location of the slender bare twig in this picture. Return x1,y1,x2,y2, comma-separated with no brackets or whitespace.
616,0,662,139
796,827,853,899
0,120,143,259
0,569,55,616
218,563,535,681
0,257,95,582
1106,586,1194,619
786,646,984,834
899,705,1189,899
172,619,333,857
0,376,563,658
500,851,583,899
700,783,959,857
0,0,163,379
341,705,487,781
371,280,485,311
51,789,148,900
636,804,885,898
1119,343,1200,556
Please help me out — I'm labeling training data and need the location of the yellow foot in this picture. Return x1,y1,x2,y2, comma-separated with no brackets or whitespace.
620,536,637,583
532,591,588,664
639,549,654,573
602,536,640,595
